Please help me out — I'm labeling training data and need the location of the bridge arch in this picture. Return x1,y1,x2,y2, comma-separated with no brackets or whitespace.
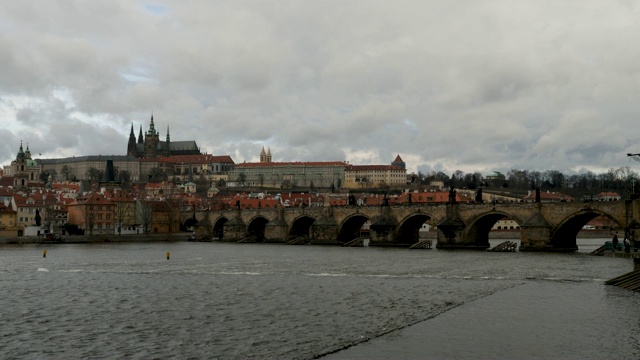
464,211,523,248
552,210,622,251
396,213,434,245
212,216,228,240
247,215,269,242
337,214,371,243
288,215,317,239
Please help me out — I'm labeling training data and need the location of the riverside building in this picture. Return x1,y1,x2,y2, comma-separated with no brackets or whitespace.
228,148,408,190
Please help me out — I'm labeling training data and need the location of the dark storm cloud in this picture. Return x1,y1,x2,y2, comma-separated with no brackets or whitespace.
2,0,640,175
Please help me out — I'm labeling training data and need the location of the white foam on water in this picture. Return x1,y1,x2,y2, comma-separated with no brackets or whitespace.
37,268,49,272
305,273,349,277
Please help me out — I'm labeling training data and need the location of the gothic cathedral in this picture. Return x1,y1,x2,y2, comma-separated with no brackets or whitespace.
127,114,201,158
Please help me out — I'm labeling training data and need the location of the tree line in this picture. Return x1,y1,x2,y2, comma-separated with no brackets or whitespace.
416,166,640,199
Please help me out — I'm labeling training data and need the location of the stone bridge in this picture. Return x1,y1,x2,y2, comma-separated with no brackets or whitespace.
198,198,640,252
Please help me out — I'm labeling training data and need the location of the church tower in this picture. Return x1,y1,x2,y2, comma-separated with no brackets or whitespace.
127,123,137,156
165,125,171,156
260,146,272,163
144,114,160,158
391,154,406,169
13,142,30,189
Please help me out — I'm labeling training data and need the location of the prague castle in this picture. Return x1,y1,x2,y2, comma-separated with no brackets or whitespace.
14,115,233,184
127,114,201,158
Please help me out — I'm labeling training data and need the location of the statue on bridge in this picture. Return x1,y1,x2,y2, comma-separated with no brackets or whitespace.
382,192,389,206
448,186,457,204
475,188,483,203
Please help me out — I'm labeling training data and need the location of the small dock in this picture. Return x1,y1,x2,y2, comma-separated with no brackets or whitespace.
237,235,258,243
409,239,432,249
590,241,640,258
342,237,364,247
286,236,309,245
487,241,518,252
606,265,640,292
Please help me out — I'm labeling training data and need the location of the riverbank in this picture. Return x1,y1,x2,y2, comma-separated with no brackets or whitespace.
0,233,192,245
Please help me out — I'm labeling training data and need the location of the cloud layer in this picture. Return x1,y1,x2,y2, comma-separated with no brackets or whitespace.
2,1,640,175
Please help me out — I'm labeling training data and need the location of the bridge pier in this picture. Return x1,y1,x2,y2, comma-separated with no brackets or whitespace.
435,205,487,250
518,227,555,251
310,217,341,245
369,217,399,246
222,216,246,242
518,212,561,251
264,218,287,243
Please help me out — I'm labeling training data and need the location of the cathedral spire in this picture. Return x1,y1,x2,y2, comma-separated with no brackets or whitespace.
127,123,138,156
166,125,170,142
138,125,144,144
148,113,157,135
16,141,25,161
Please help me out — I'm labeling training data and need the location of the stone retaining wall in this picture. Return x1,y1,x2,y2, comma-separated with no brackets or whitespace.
0,233,192,245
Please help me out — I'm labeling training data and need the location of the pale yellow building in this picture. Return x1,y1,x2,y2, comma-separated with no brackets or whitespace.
0,205,20,236
343,164,407,189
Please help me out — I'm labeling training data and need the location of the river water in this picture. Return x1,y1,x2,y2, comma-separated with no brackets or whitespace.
1,238,638,360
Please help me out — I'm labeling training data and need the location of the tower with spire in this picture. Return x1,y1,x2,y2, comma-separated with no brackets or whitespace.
127,124,137,156
260,146,272,163
12,141,39,189
138,125,144,144
144,114,160,157
391,154,406,170
165,125,171,156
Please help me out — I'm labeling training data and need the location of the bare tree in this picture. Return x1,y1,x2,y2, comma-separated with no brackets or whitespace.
39,169,57,183
237,173,247,187
119,170,132,189
86,167,103,185
257,173,265,189
82,198,97,236
136,200,153,234
167,200,180,233
61,165,73,181
114,201,134,235
148,167,167,183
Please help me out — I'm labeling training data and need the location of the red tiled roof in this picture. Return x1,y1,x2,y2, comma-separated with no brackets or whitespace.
597,192,620,197
236,161,347,168
51,182,80,191
69,193,113,206
158,154,235,164
0,177,14,187
345,165,404,171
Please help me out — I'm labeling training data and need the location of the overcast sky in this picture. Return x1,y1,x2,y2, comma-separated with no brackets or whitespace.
2,1,640,175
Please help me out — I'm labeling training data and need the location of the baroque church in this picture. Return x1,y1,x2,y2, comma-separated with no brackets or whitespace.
127,115,201,158
10,142,40,189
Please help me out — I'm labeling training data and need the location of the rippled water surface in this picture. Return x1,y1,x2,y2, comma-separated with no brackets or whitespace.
1,239,638,359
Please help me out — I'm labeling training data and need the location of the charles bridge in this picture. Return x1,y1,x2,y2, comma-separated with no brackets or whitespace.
197,198,640,252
